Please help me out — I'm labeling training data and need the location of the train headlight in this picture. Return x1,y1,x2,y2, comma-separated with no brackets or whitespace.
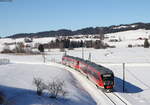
104,82,107,85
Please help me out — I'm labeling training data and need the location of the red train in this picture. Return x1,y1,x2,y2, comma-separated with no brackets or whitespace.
62,55,114,92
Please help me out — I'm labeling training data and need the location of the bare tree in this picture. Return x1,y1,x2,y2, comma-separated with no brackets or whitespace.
13,42,25,53
47,80,67,98
33,78,46,96
1,44,13,53
98,27,104,40
59,42,65,52
33,78,67,98
144,38,150,48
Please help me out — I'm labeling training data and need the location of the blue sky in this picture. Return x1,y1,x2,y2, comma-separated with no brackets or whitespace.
0,0,150,37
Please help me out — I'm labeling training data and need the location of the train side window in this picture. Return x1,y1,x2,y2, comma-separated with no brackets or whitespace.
87,68,90,73
91,71,95,76
95,73,99,80
87,69,91,74
92,72,99,80
77,61,79,65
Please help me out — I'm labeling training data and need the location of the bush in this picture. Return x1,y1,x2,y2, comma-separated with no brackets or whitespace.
33,78,46,96
1,45,13,53
93,40,107,49
108,45,116,48
33,78,67,98
128,44,132,48
24,48,40,55
60,48,65,52
12,42,26,53
1,49,13,53
144,39,150,48
68,47,74,50
1,43,40,54
47,80,67,98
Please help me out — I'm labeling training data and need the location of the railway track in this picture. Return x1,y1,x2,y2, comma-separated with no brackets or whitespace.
101,91,128,105
61,63,130,105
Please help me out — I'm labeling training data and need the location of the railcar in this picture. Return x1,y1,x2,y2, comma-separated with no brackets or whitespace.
62,55,114,92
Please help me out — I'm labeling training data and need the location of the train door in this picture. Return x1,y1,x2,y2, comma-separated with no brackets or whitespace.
75,61,80,70
97,73,104,87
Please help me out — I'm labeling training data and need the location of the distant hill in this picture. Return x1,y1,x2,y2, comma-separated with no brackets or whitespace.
6,22,150,38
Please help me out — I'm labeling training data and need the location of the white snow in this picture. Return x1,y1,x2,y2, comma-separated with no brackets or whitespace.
105,29,150,47
113,25,129,29
112,25,137,29
0,61,96,105
1,29,150,105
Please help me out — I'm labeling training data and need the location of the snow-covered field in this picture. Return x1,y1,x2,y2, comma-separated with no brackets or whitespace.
0,29,150,105
0,60,96,105
0,47,150,105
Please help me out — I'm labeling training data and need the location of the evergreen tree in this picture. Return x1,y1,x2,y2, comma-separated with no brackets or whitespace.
144,39,150,48
68,41,74,50
38,44,44,52
80,40,84,47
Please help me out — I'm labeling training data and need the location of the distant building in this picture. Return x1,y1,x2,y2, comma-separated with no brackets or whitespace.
24,37,33,43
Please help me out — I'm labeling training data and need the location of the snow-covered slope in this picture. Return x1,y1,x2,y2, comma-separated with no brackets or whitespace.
105,29,150,47
105,29,150,40
0,62,96,105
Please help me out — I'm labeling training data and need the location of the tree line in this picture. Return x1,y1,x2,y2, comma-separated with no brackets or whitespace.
7,22,150,38
38,38,108,52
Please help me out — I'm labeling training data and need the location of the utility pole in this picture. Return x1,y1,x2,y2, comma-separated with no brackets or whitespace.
82,46,84,59
64,50,67,56
42,52,46,63
15,38,17,54
88,53,91,61
123,63,125,92
82,42,85,60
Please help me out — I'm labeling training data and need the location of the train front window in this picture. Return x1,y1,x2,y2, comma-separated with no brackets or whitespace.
102,74,114,85
103,77,113,81
102,74,113,80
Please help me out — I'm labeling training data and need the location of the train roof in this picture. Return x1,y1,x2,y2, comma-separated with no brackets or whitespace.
64,55,85,62
63,55,113,75
84,60,113,75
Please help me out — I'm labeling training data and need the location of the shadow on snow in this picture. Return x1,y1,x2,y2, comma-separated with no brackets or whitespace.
114,77,143,93
0,85,96,105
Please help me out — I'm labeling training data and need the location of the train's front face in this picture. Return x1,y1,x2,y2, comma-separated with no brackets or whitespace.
102,74,114,92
